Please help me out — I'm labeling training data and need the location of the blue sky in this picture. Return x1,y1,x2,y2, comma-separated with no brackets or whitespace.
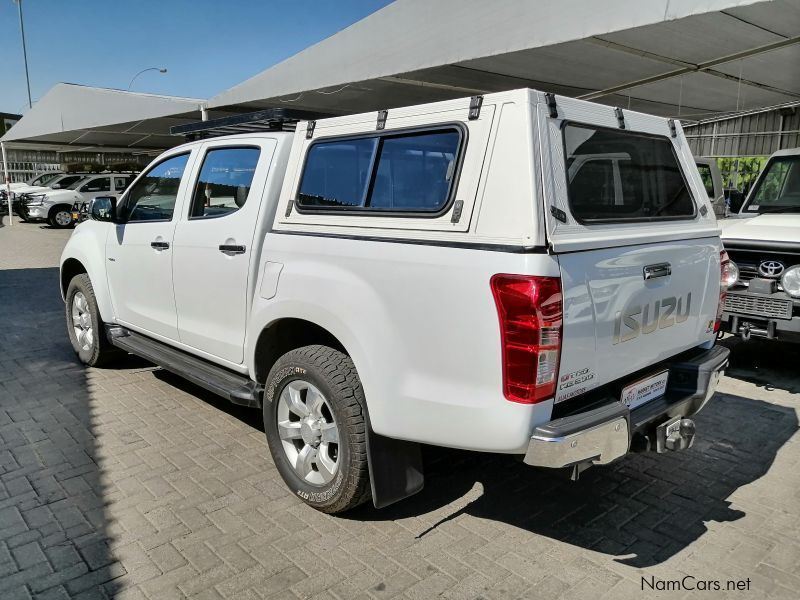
0,0,393,115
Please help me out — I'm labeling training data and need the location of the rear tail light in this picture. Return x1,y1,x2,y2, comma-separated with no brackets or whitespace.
490,274,563,404
716,250,730,332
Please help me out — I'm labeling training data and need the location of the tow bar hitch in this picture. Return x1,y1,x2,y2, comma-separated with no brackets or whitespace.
656,417,696,453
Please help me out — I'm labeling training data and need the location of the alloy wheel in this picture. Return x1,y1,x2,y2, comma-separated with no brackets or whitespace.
71,292,94,351
276,380,340,486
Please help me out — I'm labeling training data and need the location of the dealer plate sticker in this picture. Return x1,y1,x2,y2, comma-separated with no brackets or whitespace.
621,371,669,409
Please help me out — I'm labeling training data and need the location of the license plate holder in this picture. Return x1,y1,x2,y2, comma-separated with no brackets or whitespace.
620,370,669,410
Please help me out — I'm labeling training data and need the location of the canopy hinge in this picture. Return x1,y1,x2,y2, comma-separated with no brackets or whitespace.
305,120,316,139
376,110,388,130
450,200,464,223
468,95,483,120
668,118,677,138
614,107,626,129
285,200,294,217
545,93,558,118
550,205,567,223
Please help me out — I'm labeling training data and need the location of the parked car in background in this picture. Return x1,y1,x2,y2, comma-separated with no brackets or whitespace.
60,90,729,513
6,173,85,211
19,173,135,228
12,172,85,198
7,171,65,191
720,147,800,343
696,158,725,218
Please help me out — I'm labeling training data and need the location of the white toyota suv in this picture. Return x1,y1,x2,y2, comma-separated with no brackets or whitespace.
720,147,800,342
60,90,729,513
21,173,134,227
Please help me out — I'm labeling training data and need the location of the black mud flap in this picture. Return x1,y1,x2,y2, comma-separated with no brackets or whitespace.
365,418,424,509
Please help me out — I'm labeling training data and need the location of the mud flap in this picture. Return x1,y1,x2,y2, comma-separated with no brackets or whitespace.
365,418,424,509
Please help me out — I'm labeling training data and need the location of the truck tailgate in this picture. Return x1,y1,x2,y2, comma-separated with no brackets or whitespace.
555,239,721,402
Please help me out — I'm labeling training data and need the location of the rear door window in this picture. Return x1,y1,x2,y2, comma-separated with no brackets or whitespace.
80,177,111,193
564,124,695,222
189,147,261,218
297,127,462,214
114,177,132,193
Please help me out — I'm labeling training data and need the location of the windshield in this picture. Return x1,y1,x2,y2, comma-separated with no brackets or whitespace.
29,172,60,186
744,156,800,213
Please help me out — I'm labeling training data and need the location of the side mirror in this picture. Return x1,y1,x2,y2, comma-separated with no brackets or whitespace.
728,190,745,214
89,196,117,222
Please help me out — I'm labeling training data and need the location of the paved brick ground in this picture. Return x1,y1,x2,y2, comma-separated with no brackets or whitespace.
1,216,799,599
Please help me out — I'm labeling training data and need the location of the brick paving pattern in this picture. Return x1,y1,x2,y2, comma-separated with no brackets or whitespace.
1,216,799,599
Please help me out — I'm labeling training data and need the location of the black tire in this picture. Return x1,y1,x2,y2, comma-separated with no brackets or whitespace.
48,205,74,228
264,345,371,514
65,274,121,367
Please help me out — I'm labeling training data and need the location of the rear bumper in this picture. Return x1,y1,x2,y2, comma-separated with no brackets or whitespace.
523,345,729,468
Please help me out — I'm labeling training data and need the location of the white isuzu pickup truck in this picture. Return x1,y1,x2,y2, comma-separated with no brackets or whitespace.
60,89,730,513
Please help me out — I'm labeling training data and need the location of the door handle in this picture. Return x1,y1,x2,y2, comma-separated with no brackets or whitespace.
150,241,170,250
219,244,246,255
643,262,671,280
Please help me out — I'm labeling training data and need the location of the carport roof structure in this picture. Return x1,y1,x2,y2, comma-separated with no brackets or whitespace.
208,0,800,119
0,83,206,153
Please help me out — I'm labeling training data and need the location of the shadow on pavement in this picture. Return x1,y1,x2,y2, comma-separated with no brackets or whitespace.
0,267,123,597
166,356,797,569
344,392,796,568
718,335,800,394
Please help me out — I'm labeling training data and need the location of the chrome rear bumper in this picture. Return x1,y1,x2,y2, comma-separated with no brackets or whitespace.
524,345,729,468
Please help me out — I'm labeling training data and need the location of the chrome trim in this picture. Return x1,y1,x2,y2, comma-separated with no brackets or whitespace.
523,416,629,468
643,262,671,280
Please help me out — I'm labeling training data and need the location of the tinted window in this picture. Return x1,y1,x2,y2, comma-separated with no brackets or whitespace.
189,147,261,218
746,157,800,213
696,163,715,197
298,138,377,208
569,159,616,211
121,154,190,222
80,177,111,193
370,131,459,211
564,124,695,222
53,175,84,189
297,128,461,213
114,177,132,192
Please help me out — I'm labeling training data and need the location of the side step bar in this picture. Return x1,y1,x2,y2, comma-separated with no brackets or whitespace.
108,327,262,408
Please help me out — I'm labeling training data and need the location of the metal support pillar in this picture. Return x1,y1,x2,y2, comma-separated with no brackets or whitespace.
2,142,13,226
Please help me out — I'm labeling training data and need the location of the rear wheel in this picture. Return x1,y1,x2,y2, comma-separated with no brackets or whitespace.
49,206,73,228
65,274,121,366
264,345,371,514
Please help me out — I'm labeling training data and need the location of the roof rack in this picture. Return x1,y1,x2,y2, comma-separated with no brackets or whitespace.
170,107,330,139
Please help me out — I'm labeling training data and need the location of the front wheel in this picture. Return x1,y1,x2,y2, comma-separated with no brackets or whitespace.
264,345,371,514
65,274,120,366
49,206,74,228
